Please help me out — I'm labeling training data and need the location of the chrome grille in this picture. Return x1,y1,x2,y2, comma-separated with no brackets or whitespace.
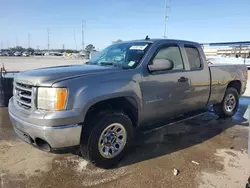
14,82,33,109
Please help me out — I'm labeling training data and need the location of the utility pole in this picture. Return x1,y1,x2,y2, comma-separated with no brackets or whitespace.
163,0,170,38
62,44,65,50
1,41,3,50
7,40,9,49
28,33,31,48
47,28,50,51
82,20,85,51
73,29,78,50
16,37,18,47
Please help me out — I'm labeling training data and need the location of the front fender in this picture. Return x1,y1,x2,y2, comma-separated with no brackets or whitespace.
74,80,142,122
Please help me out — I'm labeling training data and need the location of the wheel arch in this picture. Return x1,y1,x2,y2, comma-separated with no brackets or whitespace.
227,80,241,94
83,96,140,128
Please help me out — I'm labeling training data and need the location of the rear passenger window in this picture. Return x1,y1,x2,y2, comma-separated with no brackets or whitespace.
185,46,202,70
153,46,184,70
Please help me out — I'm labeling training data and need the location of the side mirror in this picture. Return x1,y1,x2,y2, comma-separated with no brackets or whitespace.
148,59,174,72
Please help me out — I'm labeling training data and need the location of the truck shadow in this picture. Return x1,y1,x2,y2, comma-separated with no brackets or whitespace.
117,96,249,168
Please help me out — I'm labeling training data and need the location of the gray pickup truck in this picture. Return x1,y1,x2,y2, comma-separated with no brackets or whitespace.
9,39,247,168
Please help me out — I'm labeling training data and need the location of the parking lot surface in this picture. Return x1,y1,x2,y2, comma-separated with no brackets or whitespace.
0,56,87,72
0,60,250,188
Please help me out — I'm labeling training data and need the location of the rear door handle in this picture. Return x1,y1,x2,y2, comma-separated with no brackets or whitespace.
178,77,189,83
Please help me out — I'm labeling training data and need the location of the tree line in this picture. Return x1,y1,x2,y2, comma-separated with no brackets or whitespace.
1,44,96,53
1,40,123,53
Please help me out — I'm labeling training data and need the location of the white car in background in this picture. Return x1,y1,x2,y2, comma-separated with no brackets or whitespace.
14,51,22,56
22,52,30,57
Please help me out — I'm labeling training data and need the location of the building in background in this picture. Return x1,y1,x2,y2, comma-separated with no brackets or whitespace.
202,41,250,58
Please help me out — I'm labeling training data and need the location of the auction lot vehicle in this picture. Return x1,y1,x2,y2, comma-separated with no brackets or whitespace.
9,39,247,168
14,51,22,56
22,52,30,57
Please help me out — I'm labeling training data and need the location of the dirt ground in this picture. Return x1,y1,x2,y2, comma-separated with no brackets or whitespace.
0,67,250,188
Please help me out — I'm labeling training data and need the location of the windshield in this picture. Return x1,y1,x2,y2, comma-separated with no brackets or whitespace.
87,42,151,69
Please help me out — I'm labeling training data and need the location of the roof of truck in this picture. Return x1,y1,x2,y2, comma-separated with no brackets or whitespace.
121,38,200,46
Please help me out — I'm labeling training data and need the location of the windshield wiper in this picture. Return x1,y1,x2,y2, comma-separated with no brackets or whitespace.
100,62,124,69
100,62,115,66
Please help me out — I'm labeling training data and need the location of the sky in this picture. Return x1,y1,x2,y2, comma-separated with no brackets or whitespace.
1,0,250,50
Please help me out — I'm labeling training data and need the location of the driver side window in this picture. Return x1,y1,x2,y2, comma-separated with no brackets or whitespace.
153,46,184,70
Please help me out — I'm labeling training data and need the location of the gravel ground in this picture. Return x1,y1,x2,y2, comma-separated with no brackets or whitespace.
0,58,249,188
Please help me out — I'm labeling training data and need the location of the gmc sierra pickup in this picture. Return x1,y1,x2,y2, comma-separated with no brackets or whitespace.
8,39,247,168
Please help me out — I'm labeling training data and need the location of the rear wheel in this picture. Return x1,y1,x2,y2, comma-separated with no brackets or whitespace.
213,87,239,118
80,111,134,168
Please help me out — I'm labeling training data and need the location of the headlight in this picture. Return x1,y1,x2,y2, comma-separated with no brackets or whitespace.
37,88,68,111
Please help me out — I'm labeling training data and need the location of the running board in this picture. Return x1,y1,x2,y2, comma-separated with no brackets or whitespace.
143,112,207,134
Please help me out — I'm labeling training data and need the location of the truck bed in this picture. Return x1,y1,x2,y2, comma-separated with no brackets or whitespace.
208,64,247,104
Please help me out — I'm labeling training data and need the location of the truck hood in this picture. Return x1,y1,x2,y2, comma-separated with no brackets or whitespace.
15,65,119,86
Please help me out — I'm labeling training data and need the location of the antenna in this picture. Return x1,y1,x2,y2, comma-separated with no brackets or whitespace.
82,20,85,51
164,0,170,38
47,28,50,51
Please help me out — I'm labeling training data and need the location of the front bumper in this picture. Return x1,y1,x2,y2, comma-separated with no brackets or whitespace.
8,100,82,149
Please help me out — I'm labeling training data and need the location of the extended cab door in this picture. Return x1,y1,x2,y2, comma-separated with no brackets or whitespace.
140,43,191,126
181,44,210,111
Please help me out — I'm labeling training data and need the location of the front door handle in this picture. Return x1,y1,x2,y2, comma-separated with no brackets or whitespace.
178,77,189,83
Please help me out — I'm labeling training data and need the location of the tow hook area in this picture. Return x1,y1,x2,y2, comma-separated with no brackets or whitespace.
35,138,51,152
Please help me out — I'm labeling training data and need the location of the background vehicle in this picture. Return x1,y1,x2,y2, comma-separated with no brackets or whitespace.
52,52,63,56
5,52,14,56
34,51,44,56
9,39,247,168
14,51,22,56
22,52,30,57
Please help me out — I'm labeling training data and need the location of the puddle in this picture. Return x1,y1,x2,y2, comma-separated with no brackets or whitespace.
198,149,250,188
232,96,250,121
240,96,250,106
54,156,128,186
0,140,55,177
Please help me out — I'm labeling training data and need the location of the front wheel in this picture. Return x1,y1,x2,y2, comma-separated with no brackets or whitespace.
80,111,134,168
213,87,239,118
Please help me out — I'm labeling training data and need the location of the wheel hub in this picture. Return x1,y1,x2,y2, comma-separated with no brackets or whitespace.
224,93,236,112
104,133,116,145
98,123,127,159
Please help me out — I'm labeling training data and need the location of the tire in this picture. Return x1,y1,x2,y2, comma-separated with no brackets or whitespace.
79,111,134,168
213,87,239,118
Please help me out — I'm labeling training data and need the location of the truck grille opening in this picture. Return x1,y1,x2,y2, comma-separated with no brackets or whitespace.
14,82,33,109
